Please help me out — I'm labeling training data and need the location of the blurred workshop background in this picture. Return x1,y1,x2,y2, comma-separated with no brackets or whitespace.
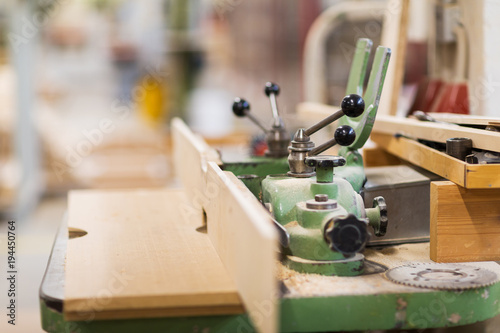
0,0,498,332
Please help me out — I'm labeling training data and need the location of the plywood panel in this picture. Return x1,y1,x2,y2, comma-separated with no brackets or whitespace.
430,181,500,262
205,162,279,333
64,189,243,321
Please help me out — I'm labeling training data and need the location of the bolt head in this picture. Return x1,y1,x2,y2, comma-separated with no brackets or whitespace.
315,194,329,202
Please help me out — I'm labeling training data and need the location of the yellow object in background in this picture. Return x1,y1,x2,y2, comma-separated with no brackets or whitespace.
137,75,168,126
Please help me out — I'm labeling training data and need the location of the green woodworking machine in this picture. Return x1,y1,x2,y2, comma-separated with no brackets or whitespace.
39,39,500,333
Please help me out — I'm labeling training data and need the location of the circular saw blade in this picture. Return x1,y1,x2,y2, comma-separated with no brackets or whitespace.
385,263,498,290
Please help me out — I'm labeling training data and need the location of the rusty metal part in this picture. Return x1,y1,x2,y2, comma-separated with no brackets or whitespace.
446,137,472,161
385,263,498,290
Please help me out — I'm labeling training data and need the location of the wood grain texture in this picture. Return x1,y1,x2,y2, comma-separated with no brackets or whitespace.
373,115,500,152
430,181,500,262
378,0,410,116
426,113,500,126
362,146,402,167
171,118,279,333
64,189,243,321
204,162,279,333
171,117,221,197
371,132,467,186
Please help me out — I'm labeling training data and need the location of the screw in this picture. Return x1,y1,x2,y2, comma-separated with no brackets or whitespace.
315,194,329,202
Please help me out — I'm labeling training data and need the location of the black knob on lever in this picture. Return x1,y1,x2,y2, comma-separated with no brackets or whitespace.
308,125,356,156
232,97,267,132
264,82,280,97
232,97,250,117
341,94,365,118
304,94,365,137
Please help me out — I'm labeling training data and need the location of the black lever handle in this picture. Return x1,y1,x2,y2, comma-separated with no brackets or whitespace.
304,94,365,137
232,97,267,132
308,125,356,156
264,82,282,128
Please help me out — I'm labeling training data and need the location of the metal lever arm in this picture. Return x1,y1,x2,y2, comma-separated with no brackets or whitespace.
232,98,267,133
309,125,356,156
265,82,282,128
304,94,365,137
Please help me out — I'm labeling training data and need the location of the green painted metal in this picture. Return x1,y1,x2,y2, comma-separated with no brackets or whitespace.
339,44,391,151
222,157,289,179
366,206,381,227
346,38,372,96
280,283,500,332
41,282,500,333
262,175,364,226
284,253,364,276
334,150,365,193
287,202,348,261
237,174,262,199
315,164,333,183
40,299,255,333
222,156,289,199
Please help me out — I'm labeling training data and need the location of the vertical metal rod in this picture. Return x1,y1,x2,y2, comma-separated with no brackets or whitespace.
269,94,281,127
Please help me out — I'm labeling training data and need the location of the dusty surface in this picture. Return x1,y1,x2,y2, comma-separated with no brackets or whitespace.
278,243,500,298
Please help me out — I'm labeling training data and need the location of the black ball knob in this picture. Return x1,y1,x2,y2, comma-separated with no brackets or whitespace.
334,125,356,146
341,94,365,117
264,82,280,97
232,98,250,117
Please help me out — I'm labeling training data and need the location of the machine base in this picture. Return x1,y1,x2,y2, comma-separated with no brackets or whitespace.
284,253,365,276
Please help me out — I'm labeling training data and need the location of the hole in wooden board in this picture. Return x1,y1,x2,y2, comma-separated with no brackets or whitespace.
195,209,208,234
68,227,88,239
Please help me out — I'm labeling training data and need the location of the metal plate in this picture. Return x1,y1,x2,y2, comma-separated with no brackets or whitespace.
385,263,499,290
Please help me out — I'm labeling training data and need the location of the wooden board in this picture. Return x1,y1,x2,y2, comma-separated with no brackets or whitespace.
426,112,500,127
430,181,500,262
171,118,279,333
362,146,403,167
378,0,410,116
64,189,243,321
371,132,500,188
372,115,500,152
171,117,221,197
204,162,279,333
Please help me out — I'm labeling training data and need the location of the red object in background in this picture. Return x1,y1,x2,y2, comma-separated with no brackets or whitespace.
411,77,444,113
430,82,469,114
252,141,268,157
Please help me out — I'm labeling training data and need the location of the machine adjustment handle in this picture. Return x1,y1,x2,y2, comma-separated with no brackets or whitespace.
308,125,356,156
304,155,346,168
324,214,369,255
304,94,365,137
264,82,282,128
232,97,268,133
264,82,280,97
370,196,388,237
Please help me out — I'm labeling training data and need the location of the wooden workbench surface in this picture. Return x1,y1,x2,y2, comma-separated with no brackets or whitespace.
64,189,243,321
